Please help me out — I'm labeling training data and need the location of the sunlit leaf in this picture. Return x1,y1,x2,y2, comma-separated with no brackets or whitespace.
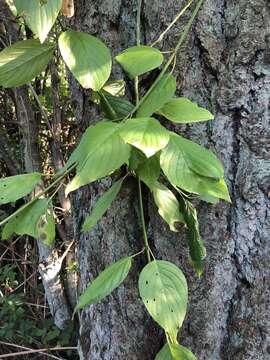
0,39,54,88
158,97,214,123
58,31,112,90
116,45,163,78
83,178,124,232
155,343,197,360
152,182,185,232
102,79,126,96
2,199,50,240
139,260,188,340
137,73,176,117
179,198,206,276
75,256,132,310
0,173,42,205
14,0,62,43
119,117,169,158
65,122,130,194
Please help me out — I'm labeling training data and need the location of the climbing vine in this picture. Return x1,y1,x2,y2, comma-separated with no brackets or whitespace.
0,0,230,358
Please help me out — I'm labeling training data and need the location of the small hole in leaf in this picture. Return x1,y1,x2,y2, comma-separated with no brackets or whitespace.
171,309,173,313
153,298,156,302
3,184,6,187
145,281,148,285
155,273,158,276
146,300,149,303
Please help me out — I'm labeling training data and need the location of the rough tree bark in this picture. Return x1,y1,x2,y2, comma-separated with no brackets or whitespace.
66,1,270,359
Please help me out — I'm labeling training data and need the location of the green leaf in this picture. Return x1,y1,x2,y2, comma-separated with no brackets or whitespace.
58,31,112,91
99,90,134,120
0,173,42,205
37,205,55,246
102,79,126,96
116,45,163,79
0,39,54,88
139,260,188,340
136,155,160,189
2,199,50,240
155,343,197,360
152,182,185,232
119,117,169,158
65,122,130,194
179,198,206,276
75,256,132,311
161,133,224,180
83,178,124,232
137,73,176,117
160,133,230,199
14,0,62,43
158,98,214,123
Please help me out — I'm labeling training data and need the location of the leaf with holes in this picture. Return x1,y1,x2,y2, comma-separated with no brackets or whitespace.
155,343,197,360
139,260,188,340
137,73,176,117
2,199,50,240
14,0,62,43
179,197,206,276
75,256,132,311
37,205,55,246
119,117,169,158
83,177,124,232
152,182,185,232
158,97,214,123
0,173,42,205
65,122,130,194
115,45,163,78
0,39,54,88
99,90,134,120
59,31,112,90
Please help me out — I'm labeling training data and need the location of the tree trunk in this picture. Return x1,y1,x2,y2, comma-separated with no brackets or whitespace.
67,1,270,359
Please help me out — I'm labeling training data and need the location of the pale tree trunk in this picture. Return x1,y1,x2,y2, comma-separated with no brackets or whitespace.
65,0,270,359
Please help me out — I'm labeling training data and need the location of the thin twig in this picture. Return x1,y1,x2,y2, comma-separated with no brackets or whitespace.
151,0,194,47
0,342,77,359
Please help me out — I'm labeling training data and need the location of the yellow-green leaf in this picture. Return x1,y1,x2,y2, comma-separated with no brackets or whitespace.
0,39,54,88
119,118,169,158
139,260,188,340
0,173,42,205
59,31,112,91
14,0,62,43
116,45,163,79
158,98,214,123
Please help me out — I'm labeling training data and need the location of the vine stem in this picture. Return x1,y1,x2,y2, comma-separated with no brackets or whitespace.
135,0,151,263
125,0,204,120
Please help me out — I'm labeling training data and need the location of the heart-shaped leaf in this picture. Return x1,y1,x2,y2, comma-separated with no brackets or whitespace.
116,45,163,78
59,31,112,91
139,260,188,340
14,0,62,43
119,117,169,158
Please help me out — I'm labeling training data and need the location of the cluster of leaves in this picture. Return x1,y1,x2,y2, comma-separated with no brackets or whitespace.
0,1,230,359
0,264,74,353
